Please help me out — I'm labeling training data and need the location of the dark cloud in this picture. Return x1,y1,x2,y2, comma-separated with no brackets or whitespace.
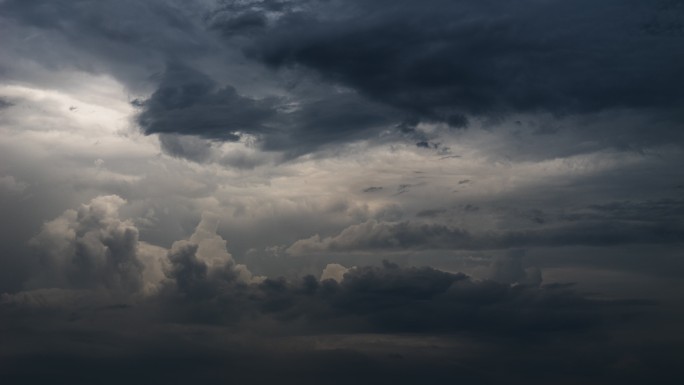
247,0,684,124
0,0,213,90
156,132,275,168
135,62,399,155
2,1,684,383
135,63,274,141
5,195,652,336
6,0,681,155
154,260,640,336
1,259,668,384
210,10,269,37
158,134,215,163
2,255,652,336
565,199,684,222
415,208,446,218
485,249,542,286
0,98,14,110
1,195,679,384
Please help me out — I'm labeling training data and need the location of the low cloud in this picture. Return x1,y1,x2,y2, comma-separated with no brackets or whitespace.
9,197,648,336
287,218,684,254
0,194,670,384
27,195,147,293
25,195,260,296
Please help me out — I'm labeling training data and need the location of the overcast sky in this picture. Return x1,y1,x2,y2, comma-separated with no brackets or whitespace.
1,1,683,383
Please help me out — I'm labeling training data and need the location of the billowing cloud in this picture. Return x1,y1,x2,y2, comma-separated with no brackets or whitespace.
320,263,352,283
27,195,147,292
1,252,663,384
4,0,682,157
7,197,647,337
25,195,260,296
1,1,683,383
1,193,679,384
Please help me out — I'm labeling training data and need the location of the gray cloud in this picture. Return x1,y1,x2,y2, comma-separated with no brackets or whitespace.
5,196,651,337
1,255,663,384
287,217,684,254
135,62,276,141
5,0,681,158
134,62,399,155
127,0,684,157
247,0,684,122
158,133,216,163
484,249,542,286
0,194,678,384
0,0,213,90
27,195,145,292
0,97,14,110
2,1,684,383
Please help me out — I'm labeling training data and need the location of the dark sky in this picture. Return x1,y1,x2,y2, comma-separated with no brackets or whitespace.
1,1,683,383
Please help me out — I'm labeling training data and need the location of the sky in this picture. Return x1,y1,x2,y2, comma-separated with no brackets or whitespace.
0,0,683,383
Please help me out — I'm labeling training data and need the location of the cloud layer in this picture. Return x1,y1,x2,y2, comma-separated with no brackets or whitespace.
2,196,669,384
1,1,683,383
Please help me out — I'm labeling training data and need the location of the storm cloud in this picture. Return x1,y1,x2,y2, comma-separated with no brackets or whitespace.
134,0,684,154
1,1,683,383
134,62,399,155
246,0,684,119
0,203,669,384
4,0,682,154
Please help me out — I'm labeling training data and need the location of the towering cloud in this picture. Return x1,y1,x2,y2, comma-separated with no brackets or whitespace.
28,195,146,292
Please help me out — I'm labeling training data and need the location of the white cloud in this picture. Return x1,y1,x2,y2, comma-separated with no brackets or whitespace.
27,195,146,292
26,194,262,297
320,263,353,283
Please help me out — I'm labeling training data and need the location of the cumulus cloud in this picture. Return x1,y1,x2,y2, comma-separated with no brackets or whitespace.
25,195,260,296
4,253,642,335
1,1,683,383
27,195,146,292
171,212,263,285
10,196,646,336
320,263,352,283
0,195,672,384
